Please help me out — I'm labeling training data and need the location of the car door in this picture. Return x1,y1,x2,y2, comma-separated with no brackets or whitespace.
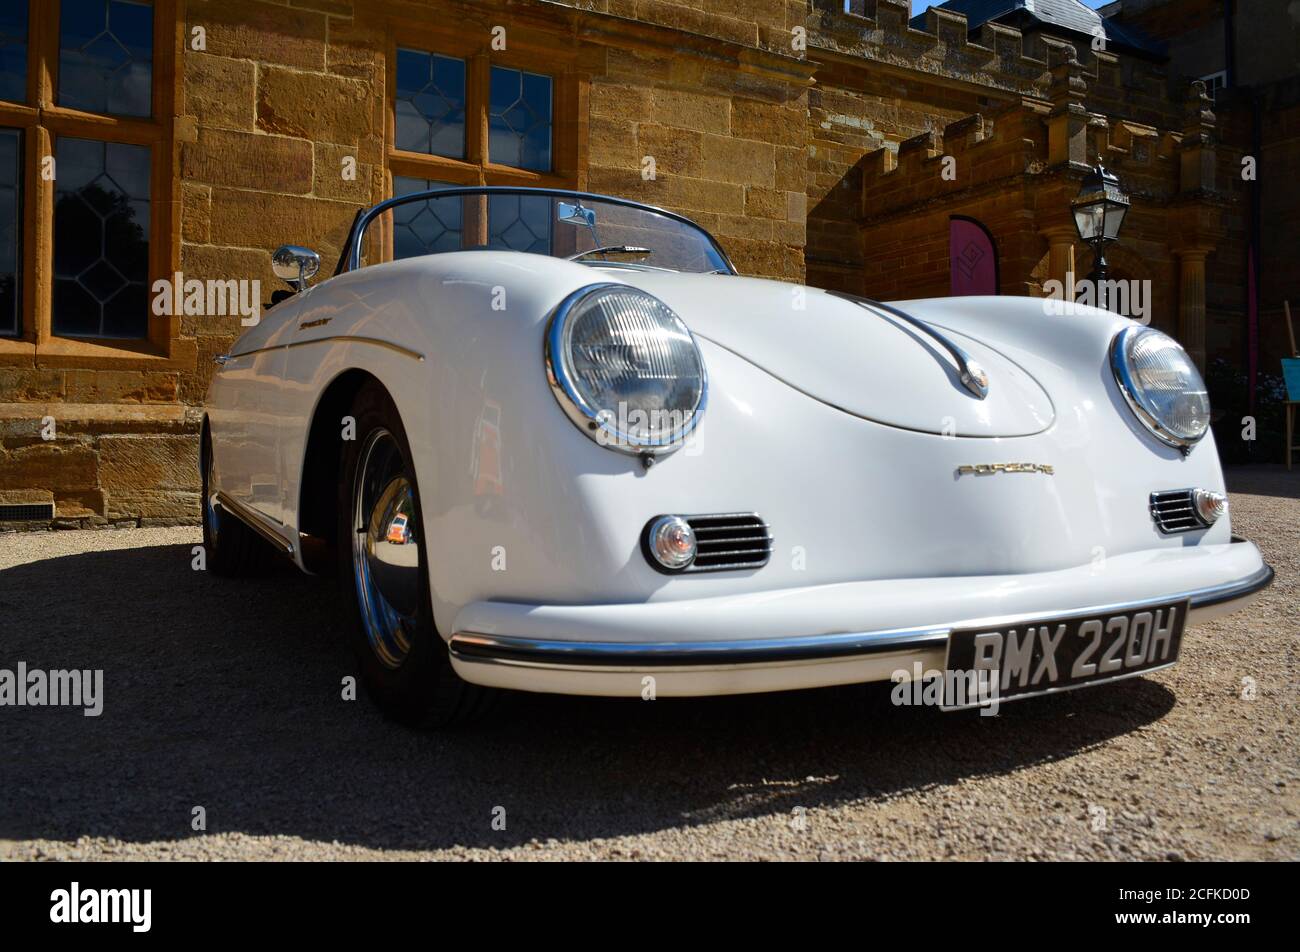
207,294,304,530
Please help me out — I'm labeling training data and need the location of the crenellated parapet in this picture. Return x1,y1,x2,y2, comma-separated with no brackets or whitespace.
809,0,1181,129
858,75,1218,222
861,102,1039,218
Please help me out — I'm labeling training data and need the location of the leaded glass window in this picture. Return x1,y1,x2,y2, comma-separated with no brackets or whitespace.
0,128,19,337
392,176,462,259
58,0,153,118
488,66,552,172
52,137,151,338
488,192,551,254
395,49,466,159
0,2,27,103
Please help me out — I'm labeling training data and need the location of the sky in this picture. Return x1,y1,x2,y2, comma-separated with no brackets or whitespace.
911,0,1113,12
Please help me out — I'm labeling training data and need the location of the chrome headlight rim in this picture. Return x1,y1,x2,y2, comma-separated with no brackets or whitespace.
544,282,708,456
1109,324,1209,451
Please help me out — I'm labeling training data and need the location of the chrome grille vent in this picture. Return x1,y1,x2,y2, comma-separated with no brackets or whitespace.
684,513,772,572
1150,489,1202,534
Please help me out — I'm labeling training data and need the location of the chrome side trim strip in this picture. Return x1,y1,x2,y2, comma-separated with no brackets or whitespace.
449,556,1274,671
226,336,425,363
213,491,295,556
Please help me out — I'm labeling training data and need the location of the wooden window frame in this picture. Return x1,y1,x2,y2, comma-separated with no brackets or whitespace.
0,0,185,370
381,20,587,260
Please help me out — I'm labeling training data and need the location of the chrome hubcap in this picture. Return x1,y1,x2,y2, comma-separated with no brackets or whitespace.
351,429,420,669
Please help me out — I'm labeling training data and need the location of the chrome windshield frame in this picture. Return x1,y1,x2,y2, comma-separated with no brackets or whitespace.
333,185,738,277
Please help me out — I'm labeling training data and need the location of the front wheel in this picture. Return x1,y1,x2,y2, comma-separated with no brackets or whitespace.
336,383,495,727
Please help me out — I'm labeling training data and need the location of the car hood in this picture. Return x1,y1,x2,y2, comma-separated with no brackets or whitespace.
614,271,1055,438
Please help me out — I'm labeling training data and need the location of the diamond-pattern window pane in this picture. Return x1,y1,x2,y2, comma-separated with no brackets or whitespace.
59,0,153,118
0,129,19,337
0,3,27,104
488,193,551,254
395,49,466,159
488,66,552,172
392,177,462,260
53,138,151,339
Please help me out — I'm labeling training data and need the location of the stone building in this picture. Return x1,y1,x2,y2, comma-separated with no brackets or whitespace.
0,0,1294,527
1100,0,1300,417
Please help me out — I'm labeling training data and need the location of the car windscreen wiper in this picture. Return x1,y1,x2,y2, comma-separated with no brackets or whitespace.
568,245,653,262
826,290,989,399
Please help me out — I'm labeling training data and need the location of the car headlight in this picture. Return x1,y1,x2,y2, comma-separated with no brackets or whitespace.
1110,325,1210,450
545,284,707,455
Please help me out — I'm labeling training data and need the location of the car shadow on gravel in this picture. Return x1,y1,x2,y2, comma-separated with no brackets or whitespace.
0,541,1176,852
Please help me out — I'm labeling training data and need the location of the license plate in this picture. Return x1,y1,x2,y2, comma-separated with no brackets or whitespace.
941,600,1188,710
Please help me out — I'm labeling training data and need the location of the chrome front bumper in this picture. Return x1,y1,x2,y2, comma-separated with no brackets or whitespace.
447,540,1274,698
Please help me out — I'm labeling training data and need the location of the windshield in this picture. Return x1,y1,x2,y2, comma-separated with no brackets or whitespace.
342,187,734,276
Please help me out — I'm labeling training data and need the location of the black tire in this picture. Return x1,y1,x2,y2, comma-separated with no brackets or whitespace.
337,382,496,728
201,428,274,577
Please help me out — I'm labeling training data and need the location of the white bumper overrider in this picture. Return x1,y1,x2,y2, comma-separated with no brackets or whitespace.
447,539,1272,698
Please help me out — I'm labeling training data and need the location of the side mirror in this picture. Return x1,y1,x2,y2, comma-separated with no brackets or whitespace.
271,245,321,291
557,202,596,228
557,201,600,249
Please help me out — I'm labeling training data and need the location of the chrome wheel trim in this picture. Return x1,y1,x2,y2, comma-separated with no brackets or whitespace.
351,428,421,670
204,446,221,546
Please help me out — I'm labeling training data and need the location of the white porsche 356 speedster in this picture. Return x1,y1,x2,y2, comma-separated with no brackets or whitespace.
203,186,1273,725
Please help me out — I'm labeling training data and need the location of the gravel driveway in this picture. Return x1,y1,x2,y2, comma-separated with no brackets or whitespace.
1,465,1296,861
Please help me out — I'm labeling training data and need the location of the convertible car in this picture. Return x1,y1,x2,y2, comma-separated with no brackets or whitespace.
202,186,1273,725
